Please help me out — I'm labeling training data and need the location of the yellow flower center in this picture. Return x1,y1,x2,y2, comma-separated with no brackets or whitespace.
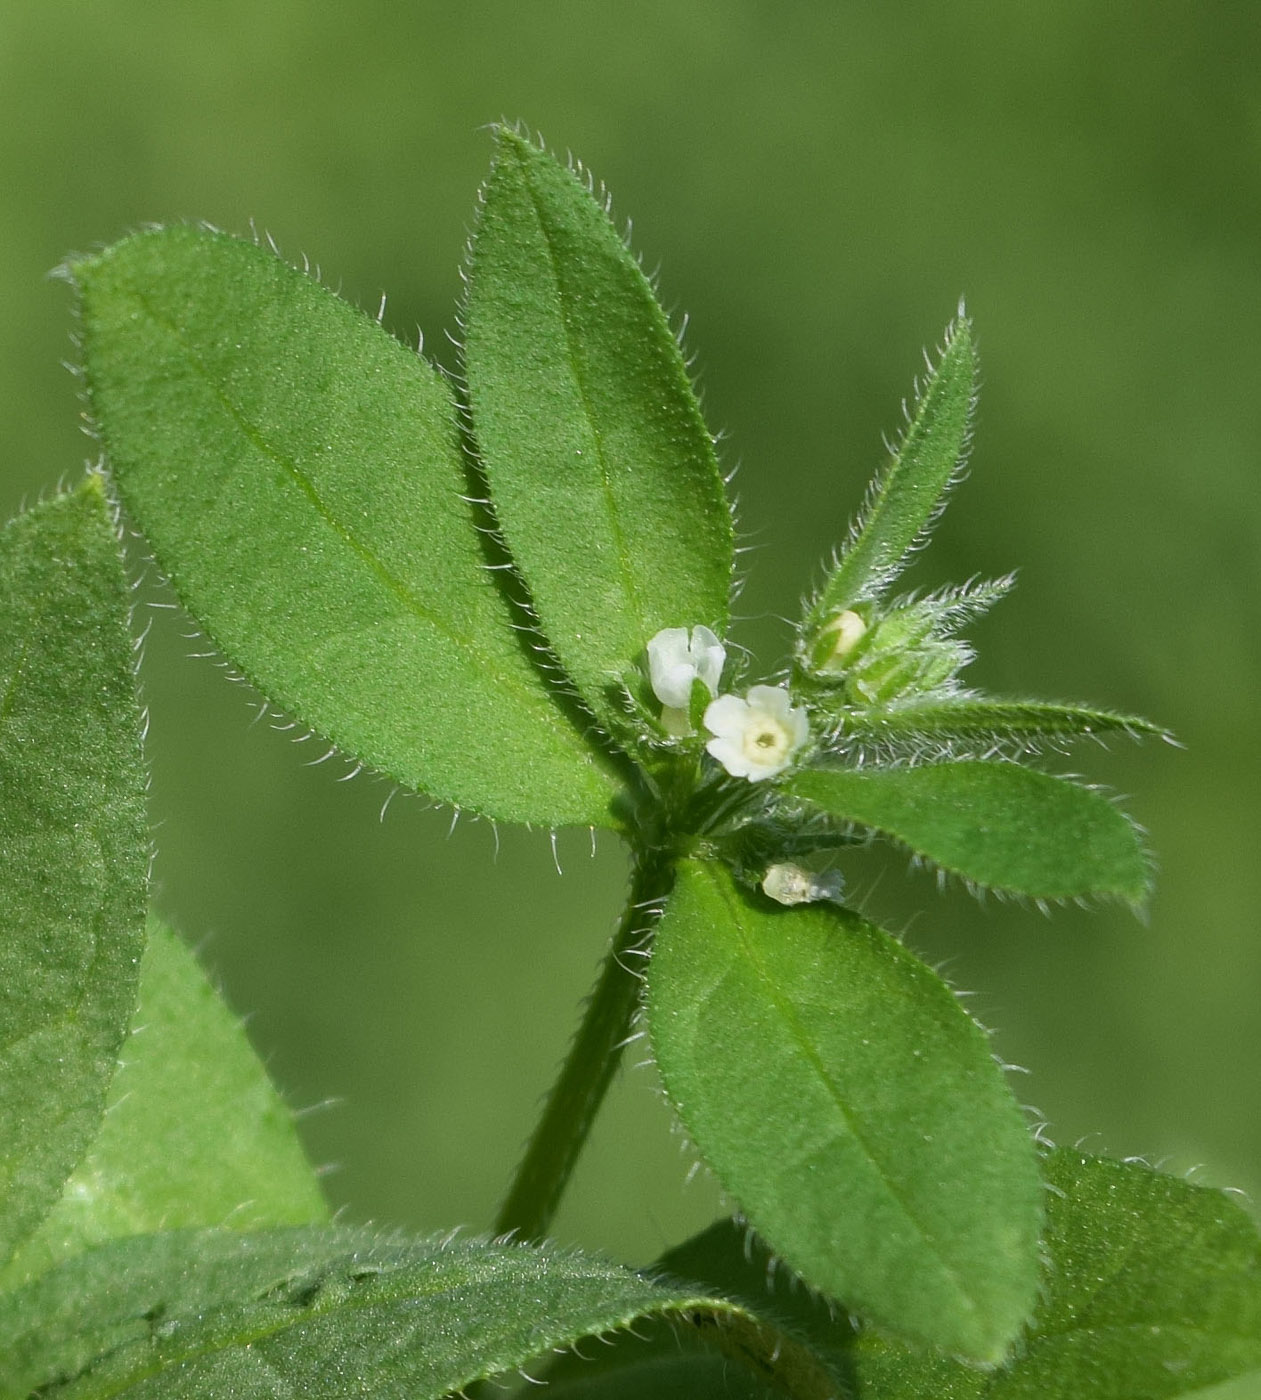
746,719,789,760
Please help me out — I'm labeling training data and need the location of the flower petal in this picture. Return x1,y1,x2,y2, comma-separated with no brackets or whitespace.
703,686,809,781
702,692,751,743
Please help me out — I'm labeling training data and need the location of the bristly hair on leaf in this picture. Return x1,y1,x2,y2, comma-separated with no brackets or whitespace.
803,310,977,636
796,573,1013,718
823,695,1174,767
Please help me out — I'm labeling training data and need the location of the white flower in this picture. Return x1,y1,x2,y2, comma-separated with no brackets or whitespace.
703,685,809,781
647,627,726,734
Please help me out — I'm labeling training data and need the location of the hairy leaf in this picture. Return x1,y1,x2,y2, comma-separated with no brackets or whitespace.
657,1219,862,1390
0,1227,805,1399
464,127,732,741
975,1150,1261,1399
647,858,1041,1362
808,315,975,624
0,479,148,1269
790,761,1149,903
73,226,620,827
859,1150,1261,1399
532,1340,772,1400
659,1150,1261,1399
837,695,1168,757
1,917,327,1291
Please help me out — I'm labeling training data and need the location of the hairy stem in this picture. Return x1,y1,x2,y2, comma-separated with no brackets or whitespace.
495,848,673,1240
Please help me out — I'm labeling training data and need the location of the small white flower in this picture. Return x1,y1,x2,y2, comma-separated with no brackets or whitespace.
703,685,809,781
647,626,726,734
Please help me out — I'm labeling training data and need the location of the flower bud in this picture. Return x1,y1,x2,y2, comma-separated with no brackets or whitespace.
647,625,726,709
812,609,868,673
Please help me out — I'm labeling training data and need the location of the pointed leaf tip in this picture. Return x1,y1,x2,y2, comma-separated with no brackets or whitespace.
466,131,733,744
835,694,1172,760
657,1151,1261,1398
789,761,1151,905
1,916,328,1290
73,224,620,827
0,1227,819,1398
809,316,977,626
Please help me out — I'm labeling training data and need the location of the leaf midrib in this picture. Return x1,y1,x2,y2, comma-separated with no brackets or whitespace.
797,765,1143,903
63,1267,726,1400
109,280,598,759
704,866,979,1318
845,697,1161,739
513,147,648,654
826,341,963,613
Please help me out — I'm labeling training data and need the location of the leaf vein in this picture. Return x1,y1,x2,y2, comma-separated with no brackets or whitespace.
707,867,977,1313
516,152,648,650
118,283,593,752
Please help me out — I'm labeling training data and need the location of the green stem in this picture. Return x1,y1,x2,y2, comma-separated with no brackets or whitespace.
495,847,673,1240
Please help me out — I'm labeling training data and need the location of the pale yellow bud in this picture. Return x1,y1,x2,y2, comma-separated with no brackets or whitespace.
814,609,868,672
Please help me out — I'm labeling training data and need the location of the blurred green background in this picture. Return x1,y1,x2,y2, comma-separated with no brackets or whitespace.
2,2,1258,1257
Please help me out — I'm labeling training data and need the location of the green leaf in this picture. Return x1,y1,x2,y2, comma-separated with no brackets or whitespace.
789,761,1150,904
660,1151,1261,1400
976,1150,1261,1400
0,916,327,1291
657,1219,860,1388
857,1150,1261,1399
533,1339,772,1400
464,127,733,740
647,858,1042,1362
72,225,620,827
1181,1376,1261,1400
0,1227,798,1399
807,314,975,625
0,478,148,1269
836,695,1169,757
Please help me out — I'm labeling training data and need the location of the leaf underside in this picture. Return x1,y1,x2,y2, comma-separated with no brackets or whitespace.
44,143,1203,1400
73,225,619,827
533,1337,772,1400
0,479,149,1270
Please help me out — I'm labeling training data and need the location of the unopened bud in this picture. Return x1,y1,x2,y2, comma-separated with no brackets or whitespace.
813,610,868,673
